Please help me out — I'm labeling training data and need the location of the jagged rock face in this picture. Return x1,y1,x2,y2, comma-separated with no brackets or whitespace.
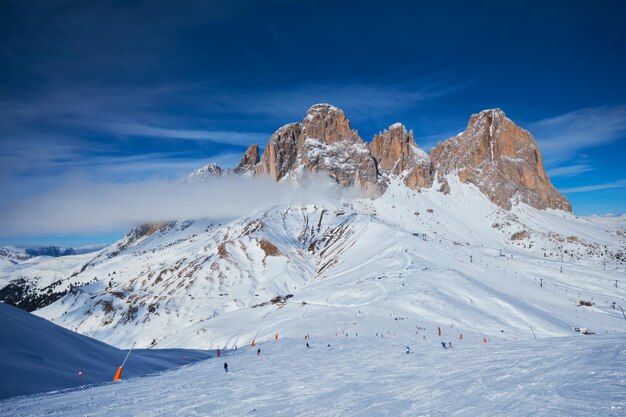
301,103,362,145
257,123,301,180
430,109,571,211
257,104,383,194
370,123,433,189
234,144,260,175
193,105,570,212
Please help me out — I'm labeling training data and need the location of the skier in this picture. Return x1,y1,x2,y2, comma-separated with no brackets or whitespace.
224,362,228,373
406,346,410,354
306,342,311,348
441,341,447,349
448,341,453,349
257,348,261,356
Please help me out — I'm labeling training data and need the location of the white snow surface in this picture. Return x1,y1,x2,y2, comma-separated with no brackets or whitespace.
0,303,211,399
0,178,623,352
2,333,625,416
1,176,625,412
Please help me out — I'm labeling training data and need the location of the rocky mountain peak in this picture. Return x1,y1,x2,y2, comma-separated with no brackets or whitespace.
301,103,362,145
430,109,571,211
191,105,571,212
370,123,416,173
369,123,433,190
234,144,260,175
256,104,382,193
184,163,224,183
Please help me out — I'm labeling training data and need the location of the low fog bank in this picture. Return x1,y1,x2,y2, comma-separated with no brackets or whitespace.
0,174,362,237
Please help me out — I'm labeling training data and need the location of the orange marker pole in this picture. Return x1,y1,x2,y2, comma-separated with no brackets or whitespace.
113,366,123,381
113,342,136,381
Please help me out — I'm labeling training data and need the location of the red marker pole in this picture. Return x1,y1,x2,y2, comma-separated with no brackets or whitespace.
217,348,221,357
78,370,83,386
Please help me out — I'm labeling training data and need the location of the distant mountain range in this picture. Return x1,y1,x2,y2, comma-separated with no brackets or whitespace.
0,244,107,263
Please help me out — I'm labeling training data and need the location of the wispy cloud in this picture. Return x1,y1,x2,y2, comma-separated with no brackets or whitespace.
560,179,626,193
103,122,267,145
0,84,271,146
547,164,595,178
209,81,464,121
0,175,359,236
531,105,626,166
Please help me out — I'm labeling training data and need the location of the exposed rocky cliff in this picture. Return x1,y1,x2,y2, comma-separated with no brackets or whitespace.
234,144,260,175
430,109,571,211
369,123,432,189
197,104,569,212
256,104,383,194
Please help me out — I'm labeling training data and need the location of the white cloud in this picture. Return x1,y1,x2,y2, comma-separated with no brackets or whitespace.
0,175,359,236
531,105,626,166
560,179,626,194
209,81,463,121
103,122,268,145
547,164,594,178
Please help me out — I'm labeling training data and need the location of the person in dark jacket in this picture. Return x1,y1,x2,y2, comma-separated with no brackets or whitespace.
224,362,228,372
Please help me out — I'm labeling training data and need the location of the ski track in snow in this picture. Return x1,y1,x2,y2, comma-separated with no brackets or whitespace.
2,335,625,417
0,177,625,413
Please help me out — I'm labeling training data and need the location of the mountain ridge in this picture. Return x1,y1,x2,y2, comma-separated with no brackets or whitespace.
194,104,570,212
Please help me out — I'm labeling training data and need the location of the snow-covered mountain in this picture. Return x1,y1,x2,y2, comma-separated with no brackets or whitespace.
0,104,624,351
0,246,75,264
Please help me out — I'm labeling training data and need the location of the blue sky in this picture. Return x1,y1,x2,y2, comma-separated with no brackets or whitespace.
1,0,625,246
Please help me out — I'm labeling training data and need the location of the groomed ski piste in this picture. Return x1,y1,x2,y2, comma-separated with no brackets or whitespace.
1,178,625,415
2,333,625,416
0,303,211,400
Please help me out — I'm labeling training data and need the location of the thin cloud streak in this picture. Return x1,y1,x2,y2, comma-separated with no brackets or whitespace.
547,164,595,178
532,105,626,166
211,81,464,120
104,122,268,145
561,179,626,194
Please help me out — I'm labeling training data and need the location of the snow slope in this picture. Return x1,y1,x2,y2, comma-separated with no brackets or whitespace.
1,178,624,351
2,334,625,416
0,303,211,399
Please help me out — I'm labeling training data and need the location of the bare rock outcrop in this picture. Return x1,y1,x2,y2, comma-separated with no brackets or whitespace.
370,123,432,189
256,104,384,194
234,144,260,175
430,109,571,211
191,105,571,213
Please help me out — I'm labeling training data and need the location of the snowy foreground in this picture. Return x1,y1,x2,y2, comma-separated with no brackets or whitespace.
2,334,625,417
0,304,211,399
